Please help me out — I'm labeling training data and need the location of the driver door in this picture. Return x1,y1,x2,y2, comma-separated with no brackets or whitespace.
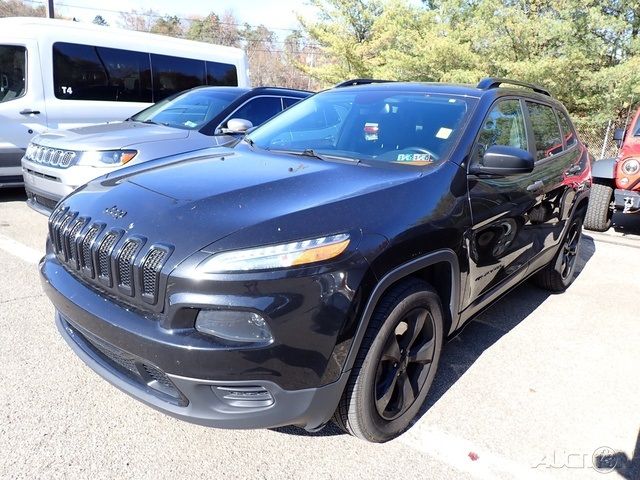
463,98,545,310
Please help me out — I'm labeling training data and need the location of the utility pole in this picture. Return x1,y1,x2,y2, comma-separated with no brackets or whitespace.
46,0,54,18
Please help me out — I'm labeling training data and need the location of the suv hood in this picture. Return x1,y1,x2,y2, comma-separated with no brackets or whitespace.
34,122,191,150
61,147,426,259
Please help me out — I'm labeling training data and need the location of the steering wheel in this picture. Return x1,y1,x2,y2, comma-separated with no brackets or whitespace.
402,147,440,162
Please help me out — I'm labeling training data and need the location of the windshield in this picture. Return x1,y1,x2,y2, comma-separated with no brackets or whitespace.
0,45,26,103
247,89,476,165
131,88,241,130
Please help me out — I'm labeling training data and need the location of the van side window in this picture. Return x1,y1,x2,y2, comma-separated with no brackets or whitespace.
206,61,237,87
53,42,151,102
0,45,26,103
526,101,563,160
557,111,577,150
151,54,205,101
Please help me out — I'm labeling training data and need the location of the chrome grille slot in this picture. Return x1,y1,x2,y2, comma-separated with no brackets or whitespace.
141,247,170,305
79,224,103,278
48,207,68,253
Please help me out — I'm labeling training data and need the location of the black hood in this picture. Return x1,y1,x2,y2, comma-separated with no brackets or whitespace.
61,146,430,261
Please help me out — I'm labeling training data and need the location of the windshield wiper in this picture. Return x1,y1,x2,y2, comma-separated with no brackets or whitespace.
270,148,361,164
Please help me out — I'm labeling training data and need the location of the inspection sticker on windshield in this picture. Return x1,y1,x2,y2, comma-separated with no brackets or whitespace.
395,153,434,166
436,127,452,139
364,122,379,141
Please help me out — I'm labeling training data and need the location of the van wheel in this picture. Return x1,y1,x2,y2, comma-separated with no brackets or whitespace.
534,216,583,293
332,279,443,442
584,182,613,232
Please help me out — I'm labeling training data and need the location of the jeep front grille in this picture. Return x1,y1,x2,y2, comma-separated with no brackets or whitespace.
25,143,77,168
49,208,173,307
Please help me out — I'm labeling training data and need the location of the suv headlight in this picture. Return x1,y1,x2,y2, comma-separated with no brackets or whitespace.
76,150,137,167
621,158,640,176
197,233,351,273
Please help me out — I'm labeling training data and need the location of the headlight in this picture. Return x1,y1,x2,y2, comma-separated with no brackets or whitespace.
76,150,137,167
621,158,640,175
24,142,36,160
197,233,351,273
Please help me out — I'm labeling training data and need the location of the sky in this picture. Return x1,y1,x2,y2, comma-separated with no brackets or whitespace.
52,0,321,34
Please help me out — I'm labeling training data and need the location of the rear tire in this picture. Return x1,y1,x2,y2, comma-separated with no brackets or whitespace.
584,182,613,232
332,278,444,443
533,216,583,293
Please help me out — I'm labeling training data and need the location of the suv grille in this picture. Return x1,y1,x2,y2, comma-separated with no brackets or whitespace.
49,207,173,307
25,143,77,168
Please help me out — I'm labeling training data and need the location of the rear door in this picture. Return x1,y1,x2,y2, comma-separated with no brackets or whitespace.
522,100,577,271
0,39,47,181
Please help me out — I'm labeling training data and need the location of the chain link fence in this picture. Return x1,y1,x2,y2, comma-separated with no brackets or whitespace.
576,119,627,160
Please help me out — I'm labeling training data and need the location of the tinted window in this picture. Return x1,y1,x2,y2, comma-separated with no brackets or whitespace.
283,97,302,109
151,54,206,101
475,99,527,162
226,96,283,128
132,88,241,130
557,111,577,149
526,102,562,160
0,45,26,103
248,91,475,165
206,61,237,86
53,42,151,102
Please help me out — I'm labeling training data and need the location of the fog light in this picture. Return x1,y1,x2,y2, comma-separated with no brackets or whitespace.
195,310,273,343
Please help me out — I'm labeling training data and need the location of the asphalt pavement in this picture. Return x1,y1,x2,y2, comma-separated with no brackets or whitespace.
1,188,639,480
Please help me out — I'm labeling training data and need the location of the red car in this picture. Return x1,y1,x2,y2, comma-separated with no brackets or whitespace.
585,108,640,231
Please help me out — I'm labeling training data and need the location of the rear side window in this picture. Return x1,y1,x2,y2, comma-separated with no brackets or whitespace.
526,102,563,160
475,99,528,162
151,54,205,101
205,61,237,86
226,96,283,128
53,42,151,102
0,45,26,103
557,111,577,149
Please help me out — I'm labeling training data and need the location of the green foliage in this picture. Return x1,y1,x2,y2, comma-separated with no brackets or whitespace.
301,0,640,124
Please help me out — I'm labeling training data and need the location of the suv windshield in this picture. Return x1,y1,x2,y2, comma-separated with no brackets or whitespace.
247,89,476,165
0,45,26,103
131,88,242,130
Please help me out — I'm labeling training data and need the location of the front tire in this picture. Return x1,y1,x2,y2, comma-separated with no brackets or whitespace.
333,279,444,442
584,182,613,232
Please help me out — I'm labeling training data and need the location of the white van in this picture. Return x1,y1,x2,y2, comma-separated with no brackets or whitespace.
0,17,250,187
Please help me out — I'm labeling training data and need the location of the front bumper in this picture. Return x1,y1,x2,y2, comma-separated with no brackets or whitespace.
40,253,362,430
21,159,111,214
614,188,640,214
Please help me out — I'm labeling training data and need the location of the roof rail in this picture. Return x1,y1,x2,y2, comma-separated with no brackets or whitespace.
334,78,394,88
477,77,551,97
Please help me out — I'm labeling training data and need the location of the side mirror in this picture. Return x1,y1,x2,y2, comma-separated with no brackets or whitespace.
470,145,534,176
222,118,253,134
613,127,625,148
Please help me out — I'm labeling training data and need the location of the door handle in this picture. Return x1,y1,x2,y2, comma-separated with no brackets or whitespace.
526,180,544,192
19,109,40,115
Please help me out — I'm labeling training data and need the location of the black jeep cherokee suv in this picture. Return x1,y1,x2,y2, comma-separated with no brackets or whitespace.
41,78,592,443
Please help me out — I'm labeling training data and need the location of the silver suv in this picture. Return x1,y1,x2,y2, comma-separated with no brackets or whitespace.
21,86,310,214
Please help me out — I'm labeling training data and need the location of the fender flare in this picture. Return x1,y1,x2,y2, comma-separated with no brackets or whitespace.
591,158,616,180
343,249,461,372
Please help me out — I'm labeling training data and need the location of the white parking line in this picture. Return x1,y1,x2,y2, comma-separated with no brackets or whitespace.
0,233,42,265
398,426,549,480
